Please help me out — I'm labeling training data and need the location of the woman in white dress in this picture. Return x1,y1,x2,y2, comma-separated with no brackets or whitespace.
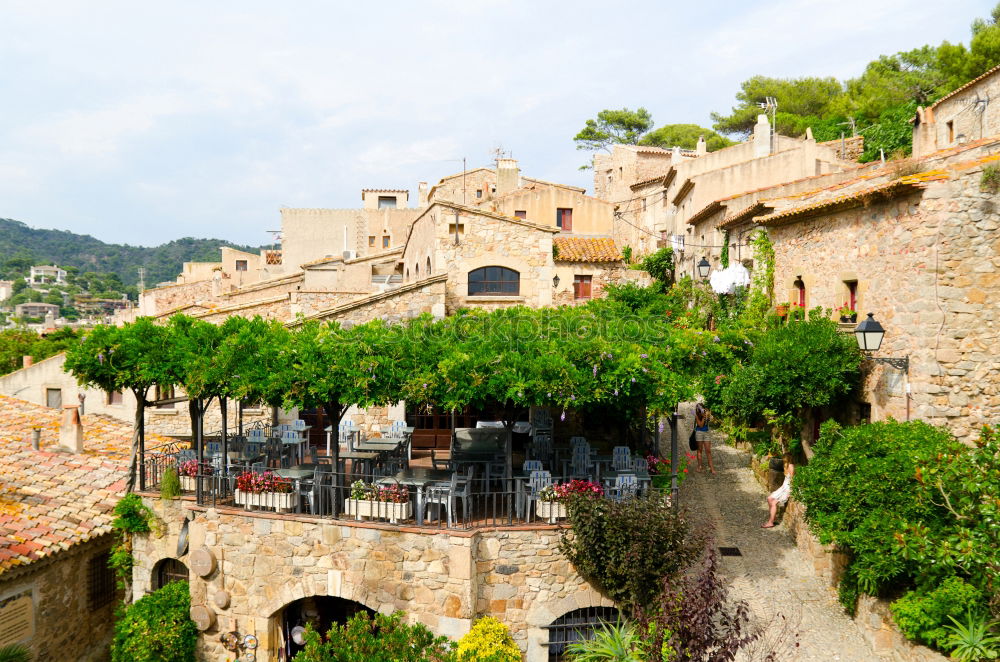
762,453,794,529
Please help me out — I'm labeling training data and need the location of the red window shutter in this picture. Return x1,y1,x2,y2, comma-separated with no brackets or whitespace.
563,209,573,232
798,285,806,307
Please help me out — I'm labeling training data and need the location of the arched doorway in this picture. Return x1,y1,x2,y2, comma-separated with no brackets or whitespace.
544,606,621,661
152,557,188,590
279,595,374,659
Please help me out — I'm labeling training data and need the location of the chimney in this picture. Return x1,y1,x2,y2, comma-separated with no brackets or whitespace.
59,405,84,453
31,428,40,451
418,182,429,207
696,135,707,156
22,355,32,369
753,114,772,158
496,158,520,196
805,127,815,142
671,146,682,164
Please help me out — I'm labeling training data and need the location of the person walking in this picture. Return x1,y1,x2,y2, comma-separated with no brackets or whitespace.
694,403,715,475
762,453,795,528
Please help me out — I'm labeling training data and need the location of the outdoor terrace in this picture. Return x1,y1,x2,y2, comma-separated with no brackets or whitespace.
139,421,666,531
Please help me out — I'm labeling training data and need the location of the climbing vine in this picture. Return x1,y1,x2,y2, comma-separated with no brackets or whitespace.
109,494,156,598
742,229,775,328
720,230,730,269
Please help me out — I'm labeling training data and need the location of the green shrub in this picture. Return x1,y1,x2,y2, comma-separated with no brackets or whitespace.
637,247,674,291
718,316,860,451
794,420,960,613
0,644,31,662
293,611,453,662
111,581,196,662
455,616,520,662
565,619,647,661
944,611,1000,662
891,577,986,650
559,492,703,610
109,494,156,590
160,467,181,500
980,164,1000,193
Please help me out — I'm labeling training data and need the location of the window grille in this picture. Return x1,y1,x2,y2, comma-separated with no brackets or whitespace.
89,551,115,609
543,606,621,661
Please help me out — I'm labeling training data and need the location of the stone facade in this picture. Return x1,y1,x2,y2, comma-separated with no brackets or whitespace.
766,148,1000,441
914,65,1000,158
1,535,119,662
133,498,610,661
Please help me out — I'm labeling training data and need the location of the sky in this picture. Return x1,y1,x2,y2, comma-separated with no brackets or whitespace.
0,0,993,247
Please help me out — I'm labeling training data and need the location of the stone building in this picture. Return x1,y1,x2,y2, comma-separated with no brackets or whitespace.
914,64,1000,158
715,135,1000,444
593,117,859,275
0,394,178,660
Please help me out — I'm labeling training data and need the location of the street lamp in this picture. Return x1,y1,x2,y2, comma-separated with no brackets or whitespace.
854,313,908,372
552,274,560,289
696,257,711,279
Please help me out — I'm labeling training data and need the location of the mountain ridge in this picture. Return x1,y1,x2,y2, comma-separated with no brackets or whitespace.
0,218,260,287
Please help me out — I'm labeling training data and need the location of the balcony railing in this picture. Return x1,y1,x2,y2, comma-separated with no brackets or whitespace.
141,454,661,531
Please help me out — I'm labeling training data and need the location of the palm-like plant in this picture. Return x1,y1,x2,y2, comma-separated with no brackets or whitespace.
0,643,31,662
564,619,646,662
946,611,1000,661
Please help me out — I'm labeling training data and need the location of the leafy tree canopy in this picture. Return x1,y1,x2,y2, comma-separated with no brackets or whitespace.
711,3,1000,157
574,107,654,152
640,124,734,152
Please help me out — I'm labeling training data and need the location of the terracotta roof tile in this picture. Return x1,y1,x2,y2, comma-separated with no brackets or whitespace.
553,236,622,262
756,171,949,226
0,394,179,575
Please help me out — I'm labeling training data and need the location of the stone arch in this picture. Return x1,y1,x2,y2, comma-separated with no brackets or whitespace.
524,590,617,661
151,557,189,590
262,576,378,621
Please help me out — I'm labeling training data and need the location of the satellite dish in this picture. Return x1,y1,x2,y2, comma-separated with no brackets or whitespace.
291,626,307,646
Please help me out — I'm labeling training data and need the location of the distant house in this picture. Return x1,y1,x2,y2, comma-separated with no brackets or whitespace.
13,302,59,319
913,64,1000,158
27,265,66,285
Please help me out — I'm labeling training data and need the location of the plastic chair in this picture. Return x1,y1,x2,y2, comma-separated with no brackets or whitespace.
520,470,552,520
301,467,332,515
612,446,632,471
610,473,639,502
425,472,471,528
523,460,544,473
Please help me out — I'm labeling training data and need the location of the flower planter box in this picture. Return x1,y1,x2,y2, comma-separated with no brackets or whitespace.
234,489,295,512
344,499,412,524
180,476,197,491
536,501,567,523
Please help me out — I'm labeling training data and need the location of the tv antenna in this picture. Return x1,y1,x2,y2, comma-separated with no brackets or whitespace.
758,97,778,151
137,267,145,293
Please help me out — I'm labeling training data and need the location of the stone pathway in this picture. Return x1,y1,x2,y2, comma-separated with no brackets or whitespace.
678,439,876,661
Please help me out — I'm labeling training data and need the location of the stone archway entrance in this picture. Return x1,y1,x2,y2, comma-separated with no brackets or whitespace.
277,595,374,659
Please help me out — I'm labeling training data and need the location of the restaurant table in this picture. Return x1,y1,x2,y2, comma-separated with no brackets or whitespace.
377,468,452,525
336,451,380,480
476,421,532,434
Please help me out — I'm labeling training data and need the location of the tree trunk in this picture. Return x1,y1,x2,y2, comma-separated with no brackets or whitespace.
221,397,228,478
127,397,144,493
323,402,349,510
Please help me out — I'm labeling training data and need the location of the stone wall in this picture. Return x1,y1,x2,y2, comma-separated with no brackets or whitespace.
300,275,446,325
551,264,647,306
769,163,1000,442
218,274,303,307
140,279,215,317
914,69,1000,157
132,499,611,661
780,501,948,662
2,535,119,662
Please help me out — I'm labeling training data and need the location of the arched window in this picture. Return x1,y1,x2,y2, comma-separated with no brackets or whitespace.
426,257,432,275
545,606,621,660
153,558,188,590
415,263,420,278
468,266,519,296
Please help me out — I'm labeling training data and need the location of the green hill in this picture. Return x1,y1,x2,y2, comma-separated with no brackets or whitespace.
0,218,261,286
